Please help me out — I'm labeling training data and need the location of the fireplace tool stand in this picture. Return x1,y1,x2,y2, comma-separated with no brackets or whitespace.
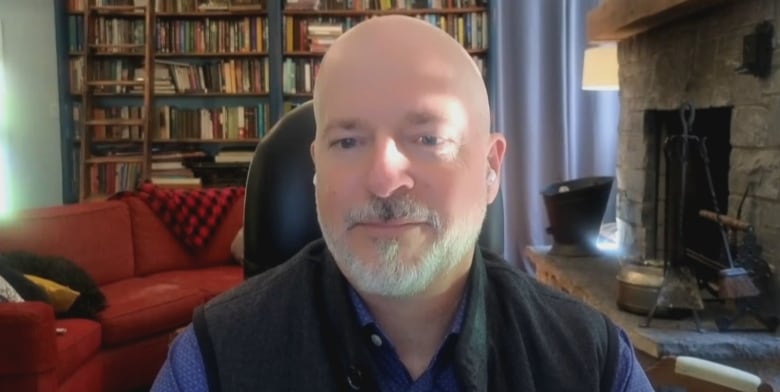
642,102,705,332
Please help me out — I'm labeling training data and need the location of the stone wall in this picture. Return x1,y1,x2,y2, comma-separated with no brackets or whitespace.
615,0,780,305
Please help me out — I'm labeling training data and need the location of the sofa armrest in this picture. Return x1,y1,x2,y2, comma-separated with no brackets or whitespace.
0,301,58,375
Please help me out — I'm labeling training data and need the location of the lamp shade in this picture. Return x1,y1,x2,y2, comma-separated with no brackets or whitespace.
582,44,619,91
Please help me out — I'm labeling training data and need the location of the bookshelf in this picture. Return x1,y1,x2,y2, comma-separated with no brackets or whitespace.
280,0,489,113
57,0,490,203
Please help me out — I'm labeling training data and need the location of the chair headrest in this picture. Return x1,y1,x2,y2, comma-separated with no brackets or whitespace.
243,101,321,278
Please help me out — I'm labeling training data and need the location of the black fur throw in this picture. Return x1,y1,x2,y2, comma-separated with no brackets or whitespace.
0,251,107,320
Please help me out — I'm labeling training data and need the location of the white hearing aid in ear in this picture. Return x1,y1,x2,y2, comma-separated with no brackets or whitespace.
312,173,317,186
487,169,497,184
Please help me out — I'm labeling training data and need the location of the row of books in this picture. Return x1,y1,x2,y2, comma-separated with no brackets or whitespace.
281,55,485,94
138,59,271,95
283,12,488,52
67,17,274,55
284,19,346,52
155,104,269,140
155,0,266,13
69,58,270,95
68,12,485,55
67,0,265,13
93,18,147,53
155,18,268,54
72,104,270,141
87,162,143,195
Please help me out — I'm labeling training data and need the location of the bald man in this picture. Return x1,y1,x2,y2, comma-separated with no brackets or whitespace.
150,15,653,391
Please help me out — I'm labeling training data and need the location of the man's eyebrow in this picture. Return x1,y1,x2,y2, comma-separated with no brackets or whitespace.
403,110,446,125
322,118,370,135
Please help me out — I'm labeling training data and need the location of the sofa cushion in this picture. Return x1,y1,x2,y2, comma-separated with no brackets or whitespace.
58,355,103,392
0,302,57,375
0,201,135,285
145,265,244,300
98,278,204,346
55,318,101,383
124,195,244,276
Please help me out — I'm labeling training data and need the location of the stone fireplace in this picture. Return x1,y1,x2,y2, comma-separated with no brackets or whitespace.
601,0,780,311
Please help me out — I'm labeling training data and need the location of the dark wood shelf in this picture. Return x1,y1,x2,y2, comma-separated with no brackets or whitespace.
87,80,143,87
72,92,269,97
85,119,144,126
74,138,143,144
85,156,144,164
87,44,145,56
157,51,268,57
283,7,486,16
75,138,260,144
283,93,312,98
68,8,266,17
283,48,487,56
283,51,326,57
90,6,146,16
70,51,269,57
157,10,266,17
153,138,261,144
89,52,145,57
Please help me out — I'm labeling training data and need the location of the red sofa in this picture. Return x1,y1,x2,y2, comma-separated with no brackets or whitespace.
0,192,245,392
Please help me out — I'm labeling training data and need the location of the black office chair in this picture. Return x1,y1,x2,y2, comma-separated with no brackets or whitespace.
243,101,504,278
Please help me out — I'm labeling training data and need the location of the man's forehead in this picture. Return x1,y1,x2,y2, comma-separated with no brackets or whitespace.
321,94,465,121
321,109,445,130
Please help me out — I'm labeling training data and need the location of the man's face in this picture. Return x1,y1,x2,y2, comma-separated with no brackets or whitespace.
312,68,498,298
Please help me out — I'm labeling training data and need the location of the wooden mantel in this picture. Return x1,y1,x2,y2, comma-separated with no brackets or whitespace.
587,0,736,42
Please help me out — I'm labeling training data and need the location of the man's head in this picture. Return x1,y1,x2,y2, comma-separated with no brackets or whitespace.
310,15,506,298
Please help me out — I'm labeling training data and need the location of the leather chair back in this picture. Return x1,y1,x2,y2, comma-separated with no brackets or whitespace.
243,101,504,278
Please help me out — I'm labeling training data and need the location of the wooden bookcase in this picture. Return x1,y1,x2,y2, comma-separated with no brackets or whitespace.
57,0,489,203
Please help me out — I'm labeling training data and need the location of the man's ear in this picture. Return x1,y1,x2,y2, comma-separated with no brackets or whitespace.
486,132,507,204
310,140,316,162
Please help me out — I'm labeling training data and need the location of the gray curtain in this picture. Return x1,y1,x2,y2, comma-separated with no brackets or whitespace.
489,0,620,271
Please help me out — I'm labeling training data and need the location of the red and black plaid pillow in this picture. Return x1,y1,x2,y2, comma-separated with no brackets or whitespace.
112,183,245,249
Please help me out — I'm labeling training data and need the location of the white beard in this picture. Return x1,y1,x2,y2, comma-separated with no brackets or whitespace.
317,198,486,298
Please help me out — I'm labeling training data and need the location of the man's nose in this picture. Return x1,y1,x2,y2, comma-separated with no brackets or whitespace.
366,138,413,198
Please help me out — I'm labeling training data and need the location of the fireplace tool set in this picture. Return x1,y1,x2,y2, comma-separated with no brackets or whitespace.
641,102,776,333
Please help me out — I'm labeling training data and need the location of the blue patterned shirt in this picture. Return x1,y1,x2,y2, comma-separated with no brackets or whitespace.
347,287,466,391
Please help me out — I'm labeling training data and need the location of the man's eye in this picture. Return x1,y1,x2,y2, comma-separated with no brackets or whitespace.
419,135,442,146
330,138,357,149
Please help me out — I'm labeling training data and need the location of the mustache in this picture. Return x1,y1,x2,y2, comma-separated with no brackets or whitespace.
346,197,441,230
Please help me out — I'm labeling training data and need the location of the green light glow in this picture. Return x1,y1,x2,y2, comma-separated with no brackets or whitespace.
0,21,10,218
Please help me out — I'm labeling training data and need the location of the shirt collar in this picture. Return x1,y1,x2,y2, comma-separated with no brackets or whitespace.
347,283,469,335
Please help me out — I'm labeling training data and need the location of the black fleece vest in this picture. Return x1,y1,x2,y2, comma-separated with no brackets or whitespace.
193,240,619,391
